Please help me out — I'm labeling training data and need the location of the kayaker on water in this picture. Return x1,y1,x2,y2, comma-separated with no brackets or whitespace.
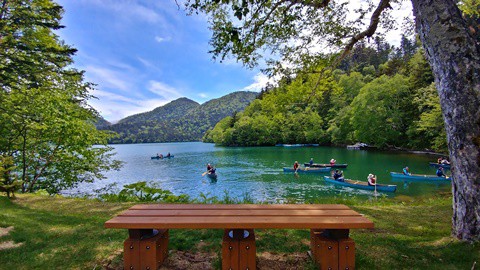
441,157,450,165
330,158,336,166
436,167,446,177
402,166,411,175
293,161,300,171
333,170,344,182
367,174,376,186
309,158,314,166
166,152,171,157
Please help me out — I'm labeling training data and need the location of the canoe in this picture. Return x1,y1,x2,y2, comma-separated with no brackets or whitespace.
323,176,397,193
283,167,330,173
429,162,451,170
276,144,319,147
151,155,174,160
304,163,348,168
206,172,218,180
390,172,450,181
282,144,303,147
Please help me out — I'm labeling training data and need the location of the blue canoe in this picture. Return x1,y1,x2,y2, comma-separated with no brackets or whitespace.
151,155,174,160
323,176,397,193
429,162,451,170
283,167,330,173
390,172,450,182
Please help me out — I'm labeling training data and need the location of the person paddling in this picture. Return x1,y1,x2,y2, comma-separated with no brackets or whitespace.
330,158,336,166
333,170,344,182
436,167,446,177
293,161,300,172
367,173,376,186
202,163,213,176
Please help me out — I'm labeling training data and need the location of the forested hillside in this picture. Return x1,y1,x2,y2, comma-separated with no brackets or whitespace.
94,117,111,130
204,37,446,152
102,92,257,143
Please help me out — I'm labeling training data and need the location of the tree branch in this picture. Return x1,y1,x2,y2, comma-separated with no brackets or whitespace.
285,0,330,9
251,0,289,43
336,0,392,65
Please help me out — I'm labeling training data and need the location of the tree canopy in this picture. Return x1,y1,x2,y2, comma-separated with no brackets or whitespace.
0,0,121,194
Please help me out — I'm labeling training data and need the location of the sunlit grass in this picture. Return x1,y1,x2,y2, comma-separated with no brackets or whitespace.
0,193,478,269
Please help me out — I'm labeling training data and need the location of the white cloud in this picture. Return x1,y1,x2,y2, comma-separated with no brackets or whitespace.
148,80,182,99
89,89,177,123
85,65,132,92
92,89,138,103
76,0,163,23
155,36,172,43
241,73,277,92
198,93,208,98
137,57,154,68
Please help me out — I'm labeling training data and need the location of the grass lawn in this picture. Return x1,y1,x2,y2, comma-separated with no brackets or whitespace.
0,193,478,269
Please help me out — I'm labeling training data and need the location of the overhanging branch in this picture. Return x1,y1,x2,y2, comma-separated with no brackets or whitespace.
286,0,330,9
337,0,392,65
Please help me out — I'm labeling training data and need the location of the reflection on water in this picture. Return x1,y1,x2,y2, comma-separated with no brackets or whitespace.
65,142,451,202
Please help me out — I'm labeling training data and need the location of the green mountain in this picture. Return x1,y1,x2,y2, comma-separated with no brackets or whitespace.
93,116,111,130
102,91,258,143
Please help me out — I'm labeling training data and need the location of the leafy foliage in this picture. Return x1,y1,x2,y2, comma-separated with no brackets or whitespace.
98,181,190,203
0,0,121,195
0,156,22,198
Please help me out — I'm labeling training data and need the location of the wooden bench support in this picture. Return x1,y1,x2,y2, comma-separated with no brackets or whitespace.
123,229,169,270
222,229,256,270
311,229,355,270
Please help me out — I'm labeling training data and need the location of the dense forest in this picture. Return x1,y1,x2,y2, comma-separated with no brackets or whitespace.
203,36,446,152
100,91,257,143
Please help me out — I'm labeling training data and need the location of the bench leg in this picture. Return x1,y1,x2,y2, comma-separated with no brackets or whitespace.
222,229,256,270
123,229,169,270
310,229,355,270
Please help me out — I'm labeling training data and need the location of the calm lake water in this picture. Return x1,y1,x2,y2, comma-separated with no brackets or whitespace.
65,142,451,202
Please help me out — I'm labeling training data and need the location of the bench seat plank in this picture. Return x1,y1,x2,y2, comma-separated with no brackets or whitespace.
118,209,363,217
105,216,374,229
129,204,351,210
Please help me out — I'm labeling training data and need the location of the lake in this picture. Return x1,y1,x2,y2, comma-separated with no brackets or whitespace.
65,142,451,202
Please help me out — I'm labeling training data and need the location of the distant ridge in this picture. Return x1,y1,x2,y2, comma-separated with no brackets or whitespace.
94,116,111,130
99,91,258,143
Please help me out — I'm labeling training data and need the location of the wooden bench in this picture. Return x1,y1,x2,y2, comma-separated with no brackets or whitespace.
104,204,373,270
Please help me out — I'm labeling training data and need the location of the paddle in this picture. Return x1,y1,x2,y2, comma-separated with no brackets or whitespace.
202,171,208,176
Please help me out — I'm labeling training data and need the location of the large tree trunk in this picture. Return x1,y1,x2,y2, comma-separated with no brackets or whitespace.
411,0,480,241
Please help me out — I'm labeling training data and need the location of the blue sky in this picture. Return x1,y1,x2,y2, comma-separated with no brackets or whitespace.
56,0,270,122
55,0,411,123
